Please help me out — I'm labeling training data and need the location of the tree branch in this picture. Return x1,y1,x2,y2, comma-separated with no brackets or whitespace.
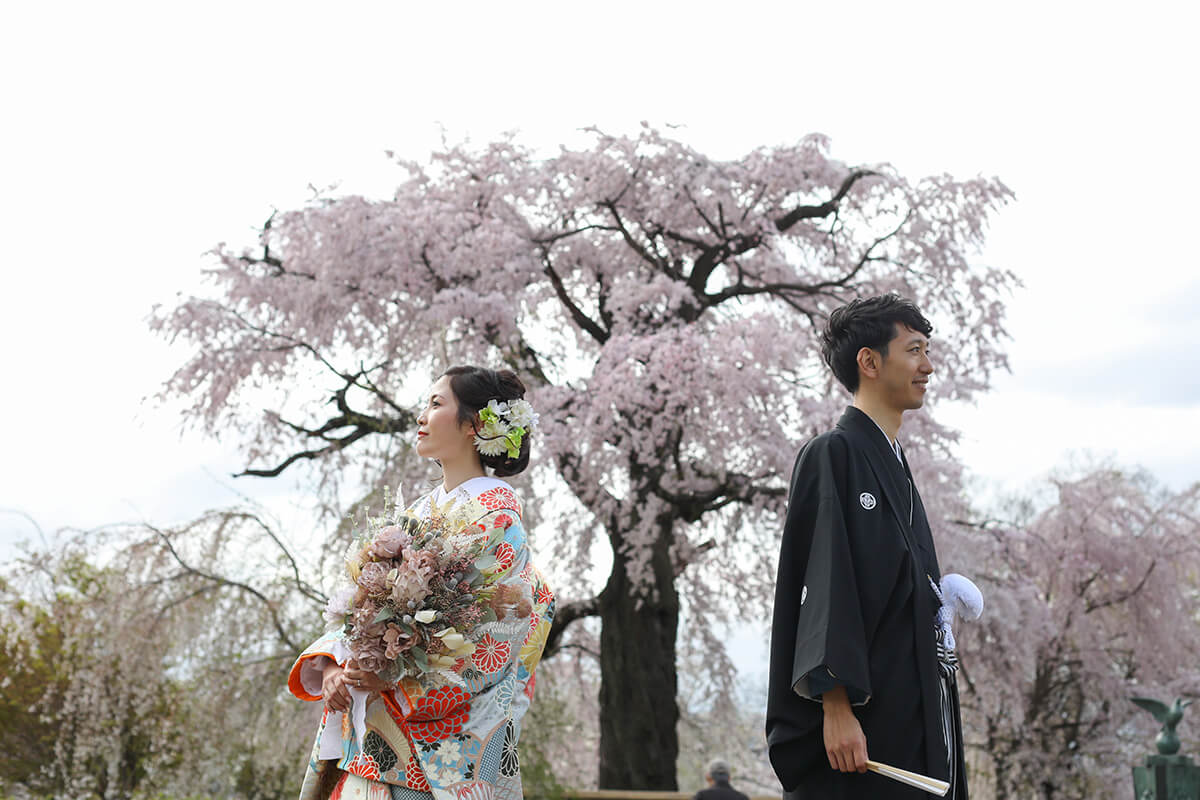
556,450,621,513
1085,560,1156,613
228,510,327,606
600,199,667,272
238,377,413,478
650,472,788,522
147,524,300,653
543,596,601,659
702,208,911,308
539,251,610,343
673,539,717,577
531,224,621,248
686,232,763,296
774,170,878,232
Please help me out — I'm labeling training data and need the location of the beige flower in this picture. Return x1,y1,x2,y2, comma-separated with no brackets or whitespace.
474,419,511,457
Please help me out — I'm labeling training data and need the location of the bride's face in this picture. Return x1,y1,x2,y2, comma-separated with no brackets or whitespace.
415,375,477,462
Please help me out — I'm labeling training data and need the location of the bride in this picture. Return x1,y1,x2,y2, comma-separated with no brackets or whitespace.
288,366,555,800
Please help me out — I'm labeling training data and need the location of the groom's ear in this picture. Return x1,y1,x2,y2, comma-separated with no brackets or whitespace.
856,346,881,381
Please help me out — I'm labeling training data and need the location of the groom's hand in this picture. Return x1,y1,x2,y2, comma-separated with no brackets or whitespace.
822,685,868,773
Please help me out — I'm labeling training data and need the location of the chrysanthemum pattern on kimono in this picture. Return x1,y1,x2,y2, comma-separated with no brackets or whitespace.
289,478,554,800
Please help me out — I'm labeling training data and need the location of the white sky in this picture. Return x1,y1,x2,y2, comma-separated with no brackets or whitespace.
2,0,1198,569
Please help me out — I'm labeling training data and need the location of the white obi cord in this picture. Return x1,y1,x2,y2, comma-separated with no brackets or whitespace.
930,573,984,652
298,639,371,759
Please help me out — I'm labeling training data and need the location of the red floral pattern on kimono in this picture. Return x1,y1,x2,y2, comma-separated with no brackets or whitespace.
347,753,382,780
476,486,521,515
493,542,514,572
471,633,511,674
406,757,432,792
406,685,471,743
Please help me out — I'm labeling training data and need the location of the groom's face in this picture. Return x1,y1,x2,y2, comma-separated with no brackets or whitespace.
875,324,934,411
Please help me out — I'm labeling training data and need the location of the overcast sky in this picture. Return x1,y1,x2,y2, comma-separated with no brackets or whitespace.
2,1,1197,566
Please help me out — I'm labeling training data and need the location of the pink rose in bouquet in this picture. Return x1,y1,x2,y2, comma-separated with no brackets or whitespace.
350,601,386,637
370,524,412,559
383,623,414,660
358,561,391,599
354,641,389,674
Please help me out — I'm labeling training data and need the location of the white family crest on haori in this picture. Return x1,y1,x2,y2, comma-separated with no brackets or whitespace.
859,492,877,510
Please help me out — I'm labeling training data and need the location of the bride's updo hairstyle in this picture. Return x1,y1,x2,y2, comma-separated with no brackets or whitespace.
442,365,531,477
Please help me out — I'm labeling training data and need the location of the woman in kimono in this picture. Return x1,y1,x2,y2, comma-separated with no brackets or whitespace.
288,366,555,800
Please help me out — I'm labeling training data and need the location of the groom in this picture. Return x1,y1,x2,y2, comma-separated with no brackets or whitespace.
766,294,967,799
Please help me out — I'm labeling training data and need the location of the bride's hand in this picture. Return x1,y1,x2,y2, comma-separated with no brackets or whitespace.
321,663,353,713
343,661,392,695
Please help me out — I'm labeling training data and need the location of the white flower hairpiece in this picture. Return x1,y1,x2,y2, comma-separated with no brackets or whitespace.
474,398,539,459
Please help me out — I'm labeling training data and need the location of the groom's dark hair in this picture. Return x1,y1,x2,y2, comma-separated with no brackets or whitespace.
821,294,933,393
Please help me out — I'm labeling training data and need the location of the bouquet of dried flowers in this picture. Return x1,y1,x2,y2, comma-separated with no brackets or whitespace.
323,488,505,686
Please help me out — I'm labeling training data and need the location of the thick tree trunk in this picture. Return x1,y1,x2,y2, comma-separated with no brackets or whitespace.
597,523,679,789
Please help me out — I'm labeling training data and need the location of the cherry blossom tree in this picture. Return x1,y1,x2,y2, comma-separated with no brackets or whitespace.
153,125,1016,788
951,468,1200,800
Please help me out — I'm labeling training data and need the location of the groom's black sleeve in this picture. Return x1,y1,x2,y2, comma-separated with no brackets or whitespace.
766,432,873,789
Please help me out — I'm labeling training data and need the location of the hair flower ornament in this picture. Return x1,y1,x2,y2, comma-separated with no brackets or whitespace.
475,398,539,459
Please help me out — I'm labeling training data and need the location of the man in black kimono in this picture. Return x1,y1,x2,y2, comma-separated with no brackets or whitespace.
766,295,967,799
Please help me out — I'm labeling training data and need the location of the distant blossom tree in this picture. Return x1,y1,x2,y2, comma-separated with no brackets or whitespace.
0,582,66,796
0,516,319,800
153,125,1016,788
952,468,1200,800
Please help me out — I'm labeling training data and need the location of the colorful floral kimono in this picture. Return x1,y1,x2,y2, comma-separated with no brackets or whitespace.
288,478,555,800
